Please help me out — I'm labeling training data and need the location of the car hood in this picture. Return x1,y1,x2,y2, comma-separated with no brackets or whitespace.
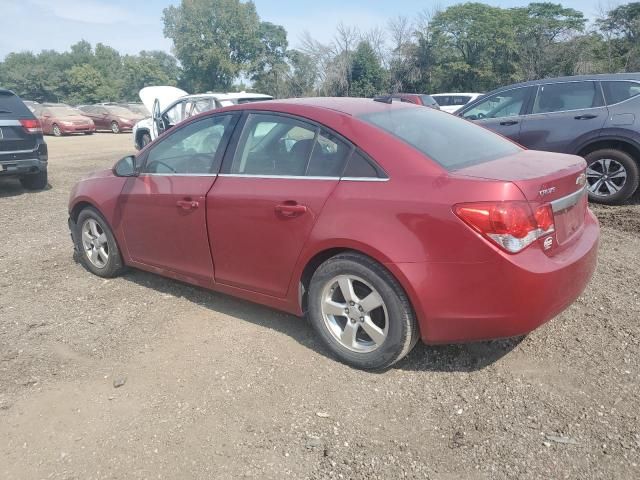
139,86,188,113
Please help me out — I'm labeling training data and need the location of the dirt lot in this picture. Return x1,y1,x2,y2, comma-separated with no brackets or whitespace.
1,133,639,479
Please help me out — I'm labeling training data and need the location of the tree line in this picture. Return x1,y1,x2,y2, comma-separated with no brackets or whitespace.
0,1,638,105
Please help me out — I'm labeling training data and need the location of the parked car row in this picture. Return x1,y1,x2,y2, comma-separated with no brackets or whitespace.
23,101,149,136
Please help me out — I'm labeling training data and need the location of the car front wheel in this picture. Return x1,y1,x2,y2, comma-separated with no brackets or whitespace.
308,252,419,370
74,207,125,278
585,149,639,205
111,121,120,134
52,124,62,137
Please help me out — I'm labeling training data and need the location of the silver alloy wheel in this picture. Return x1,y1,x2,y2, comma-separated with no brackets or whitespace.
321,274,389,353
52,124,61,137
111,122,120,134
81,218,109,268
586,158,627,197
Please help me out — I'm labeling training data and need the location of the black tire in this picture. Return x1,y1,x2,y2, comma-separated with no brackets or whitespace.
111,121,120,134
74,207,125,278
84,132,94,135
141,132,152,147
584,148,639,205
52,124,62,137
19,170,48,190
307,252,419,370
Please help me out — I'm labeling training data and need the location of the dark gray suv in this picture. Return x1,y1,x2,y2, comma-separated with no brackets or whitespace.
458,74,640,205
0,89,48,190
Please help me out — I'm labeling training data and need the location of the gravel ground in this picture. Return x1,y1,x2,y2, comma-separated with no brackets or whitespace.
1,134,639,479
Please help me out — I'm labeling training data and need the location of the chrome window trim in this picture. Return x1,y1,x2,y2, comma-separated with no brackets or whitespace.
0,120,21,127
530,80,605,116
551,185,587,213
138,173,218,177
217,173,389,182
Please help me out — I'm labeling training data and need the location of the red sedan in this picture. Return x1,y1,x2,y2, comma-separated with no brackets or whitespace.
68,98,599,369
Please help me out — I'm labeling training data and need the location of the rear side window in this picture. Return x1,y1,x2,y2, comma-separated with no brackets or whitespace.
602,81,640,105
0,91,34,119
359,106,521,170
533,81,603,113
343,151,382,178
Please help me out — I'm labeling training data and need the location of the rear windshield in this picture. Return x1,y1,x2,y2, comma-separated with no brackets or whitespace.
0,91,34,119
359,106,521,170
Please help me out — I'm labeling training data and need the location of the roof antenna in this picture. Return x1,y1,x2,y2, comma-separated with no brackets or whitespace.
373,95,393,104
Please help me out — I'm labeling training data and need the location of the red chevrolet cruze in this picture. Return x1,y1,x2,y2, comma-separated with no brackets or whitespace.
68,98,599,369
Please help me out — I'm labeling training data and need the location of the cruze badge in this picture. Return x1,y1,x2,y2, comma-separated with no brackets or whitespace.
576,173,587,186
539,186,556,197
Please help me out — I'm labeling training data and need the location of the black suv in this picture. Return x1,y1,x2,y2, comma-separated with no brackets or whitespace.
457,73,640,205
0,89,48,190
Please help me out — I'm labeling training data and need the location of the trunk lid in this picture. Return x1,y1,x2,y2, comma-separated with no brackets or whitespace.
453,150,588,250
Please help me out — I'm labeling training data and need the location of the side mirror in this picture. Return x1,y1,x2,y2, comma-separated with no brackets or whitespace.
113,155,138,177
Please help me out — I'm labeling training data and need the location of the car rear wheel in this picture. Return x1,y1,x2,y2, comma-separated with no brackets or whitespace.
52,124,62,137
19,170,48,190
585,149,639,205
74,207,125,278
308,252,418,370
111,121,120,134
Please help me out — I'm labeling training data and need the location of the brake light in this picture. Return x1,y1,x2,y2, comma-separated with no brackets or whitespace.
454,201,555,253
20,118,42,134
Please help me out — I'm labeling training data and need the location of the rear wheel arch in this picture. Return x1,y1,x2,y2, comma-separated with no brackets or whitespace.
136,128,150,146
577,138,640,164
297,248,421,335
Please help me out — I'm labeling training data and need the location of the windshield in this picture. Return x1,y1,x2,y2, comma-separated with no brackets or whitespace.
47,106,84,117
105,106,136,116
359,106,521,170
126,104,149,116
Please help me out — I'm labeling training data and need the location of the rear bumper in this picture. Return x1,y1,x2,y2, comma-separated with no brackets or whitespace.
0,157,47,176
393,209,600,344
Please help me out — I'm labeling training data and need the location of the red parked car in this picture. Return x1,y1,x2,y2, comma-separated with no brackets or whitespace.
375,93,441,109
68,98,599,369
78,104,143,133
36,104,96,136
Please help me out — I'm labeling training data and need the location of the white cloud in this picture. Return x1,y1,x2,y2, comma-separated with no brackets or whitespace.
29,0,139,25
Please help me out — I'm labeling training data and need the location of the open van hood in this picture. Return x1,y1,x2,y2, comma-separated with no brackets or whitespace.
139,86,188,114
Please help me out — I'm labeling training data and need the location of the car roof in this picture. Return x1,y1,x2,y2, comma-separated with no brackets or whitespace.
489,73,640,93
221,96,418,117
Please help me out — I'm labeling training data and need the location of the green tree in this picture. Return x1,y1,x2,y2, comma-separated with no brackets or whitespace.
512,3,586,79
250,22,289,97
66,64,104,104
596,2,640,71
349,41,386,97
162,0,263,91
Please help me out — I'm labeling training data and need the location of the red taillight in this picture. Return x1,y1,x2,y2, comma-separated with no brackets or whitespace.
20,118,42,134
454,201,555,253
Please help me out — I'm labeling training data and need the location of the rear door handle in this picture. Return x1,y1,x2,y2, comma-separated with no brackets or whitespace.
176,199,199,210
499,120,519,126
275,203,307,217
574,114,598,120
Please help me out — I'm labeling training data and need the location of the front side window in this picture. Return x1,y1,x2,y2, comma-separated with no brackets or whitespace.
462,87,530,120
532,81,602,114
360,106,521,170
231,114,350,177
164,101,185,125
143,115,233,174
601,81,640,105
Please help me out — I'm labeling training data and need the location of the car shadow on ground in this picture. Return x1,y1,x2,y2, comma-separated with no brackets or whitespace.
118,268,522,373
0,178,51,198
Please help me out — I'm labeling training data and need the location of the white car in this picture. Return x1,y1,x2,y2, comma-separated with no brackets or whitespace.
430,93,483,114
132,86,273,149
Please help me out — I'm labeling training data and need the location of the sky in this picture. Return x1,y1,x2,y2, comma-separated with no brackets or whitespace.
0,0,627,60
